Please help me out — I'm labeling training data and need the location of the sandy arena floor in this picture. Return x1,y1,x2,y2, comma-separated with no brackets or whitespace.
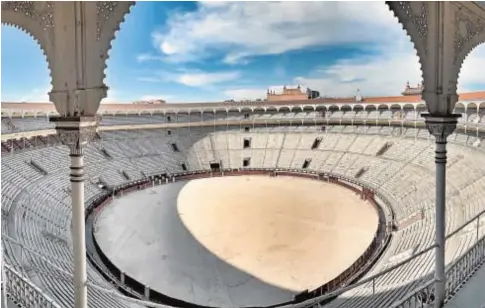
94,176,378,307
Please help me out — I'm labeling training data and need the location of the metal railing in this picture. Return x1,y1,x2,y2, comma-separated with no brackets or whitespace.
280,245,437,308
2,208,484,308
445,234,485,299
388,210,485,308
389,279,436,308
3,263,61,308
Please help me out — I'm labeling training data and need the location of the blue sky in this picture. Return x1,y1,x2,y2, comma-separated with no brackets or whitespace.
1,2,484,104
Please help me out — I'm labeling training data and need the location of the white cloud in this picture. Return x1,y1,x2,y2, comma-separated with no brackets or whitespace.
224,88,267,101
154,2,404,64
291,43,484,98
29,88,50,102
138,70,241,87
175,71,240,87
458,44,485,92
152,1,433,97
136,77,162,83
101,88,133,104
294,42,422,97
136,53,165,63
148,2,484,98
2,85,51,102
291,43,485,97
101,89,118,103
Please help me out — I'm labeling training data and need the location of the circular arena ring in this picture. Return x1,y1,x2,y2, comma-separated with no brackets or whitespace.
2,123,485,308
86,170,392,308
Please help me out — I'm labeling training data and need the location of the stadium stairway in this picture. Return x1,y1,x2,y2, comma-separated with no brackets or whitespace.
446,263,485,308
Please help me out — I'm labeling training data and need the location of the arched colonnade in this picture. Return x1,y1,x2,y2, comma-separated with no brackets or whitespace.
1,2,485,308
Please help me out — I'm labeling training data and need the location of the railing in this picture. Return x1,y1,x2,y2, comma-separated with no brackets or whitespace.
280,245,437,308
389,279,437,308
3,263,61,308
445,234,485,299
3,205,485,308
282,210,485,308
388,210,485,308
2,235,162,308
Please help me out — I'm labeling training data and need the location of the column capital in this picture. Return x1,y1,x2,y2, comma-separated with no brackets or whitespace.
421,92,459,116
50,116,99,155
422,113,461,143
49,87,108,118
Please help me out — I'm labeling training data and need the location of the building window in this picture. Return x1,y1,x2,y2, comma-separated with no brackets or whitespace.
243,138,251,149
171,143,179,152
244,126,250,132
244,113,250,119
167,129,172,136
243,158,250,167
167,115,172,122
181,163,187,171
302,159,311,169
311,137,322,150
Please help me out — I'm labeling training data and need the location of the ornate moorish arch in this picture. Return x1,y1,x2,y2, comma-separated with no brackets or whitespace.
454,3,485,90
1,2,484,308
387,2,485,115
1,1,135,117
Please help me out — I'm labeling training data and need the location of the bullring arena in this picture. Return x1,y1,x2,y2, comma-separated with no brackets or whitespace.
2,92,485,308
2,2,485,308
93,176,378,307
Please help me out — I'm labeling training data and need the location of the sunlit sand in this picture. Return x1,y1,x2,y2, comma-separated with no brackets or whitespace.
94,175,378,306
177,176,378,291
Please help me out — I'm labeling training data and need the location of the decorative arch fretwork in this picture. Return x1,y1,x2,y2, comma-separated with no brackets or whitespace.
387,1,485,116
95,1,135,84
386,2,428,82
454,3,485,90
2,1,135,118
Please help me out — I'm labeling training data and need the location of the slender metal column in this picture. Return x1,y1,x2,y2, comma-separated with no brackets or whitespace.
51,116,98,308
2,246,7,308
70,152,87,307
423,114,459,308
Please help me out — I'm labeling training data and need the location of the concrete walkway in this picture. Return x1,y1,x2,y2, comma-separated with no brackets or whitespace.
446,262,485,308
1,293,20,308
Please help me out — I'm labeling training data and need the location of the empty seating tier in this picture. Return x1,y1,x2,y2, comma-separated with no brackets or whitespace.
2,123,485,308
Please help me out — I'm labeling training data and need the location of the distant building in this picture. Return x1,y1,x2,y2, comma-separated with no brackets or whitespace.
267,85,311,102
307,89,320,99
401,81,424,96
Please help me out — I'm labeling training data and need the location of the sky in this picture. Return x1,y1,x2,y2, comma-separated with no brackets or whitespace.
1,1,484,104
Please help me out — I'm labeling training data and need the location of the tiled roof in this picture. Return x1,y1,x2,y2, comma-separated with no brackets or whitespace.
1,91,484,112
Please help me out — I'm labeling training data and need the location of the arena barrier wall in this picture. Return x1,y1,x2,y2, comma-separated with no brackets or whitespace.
85,168,393,308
